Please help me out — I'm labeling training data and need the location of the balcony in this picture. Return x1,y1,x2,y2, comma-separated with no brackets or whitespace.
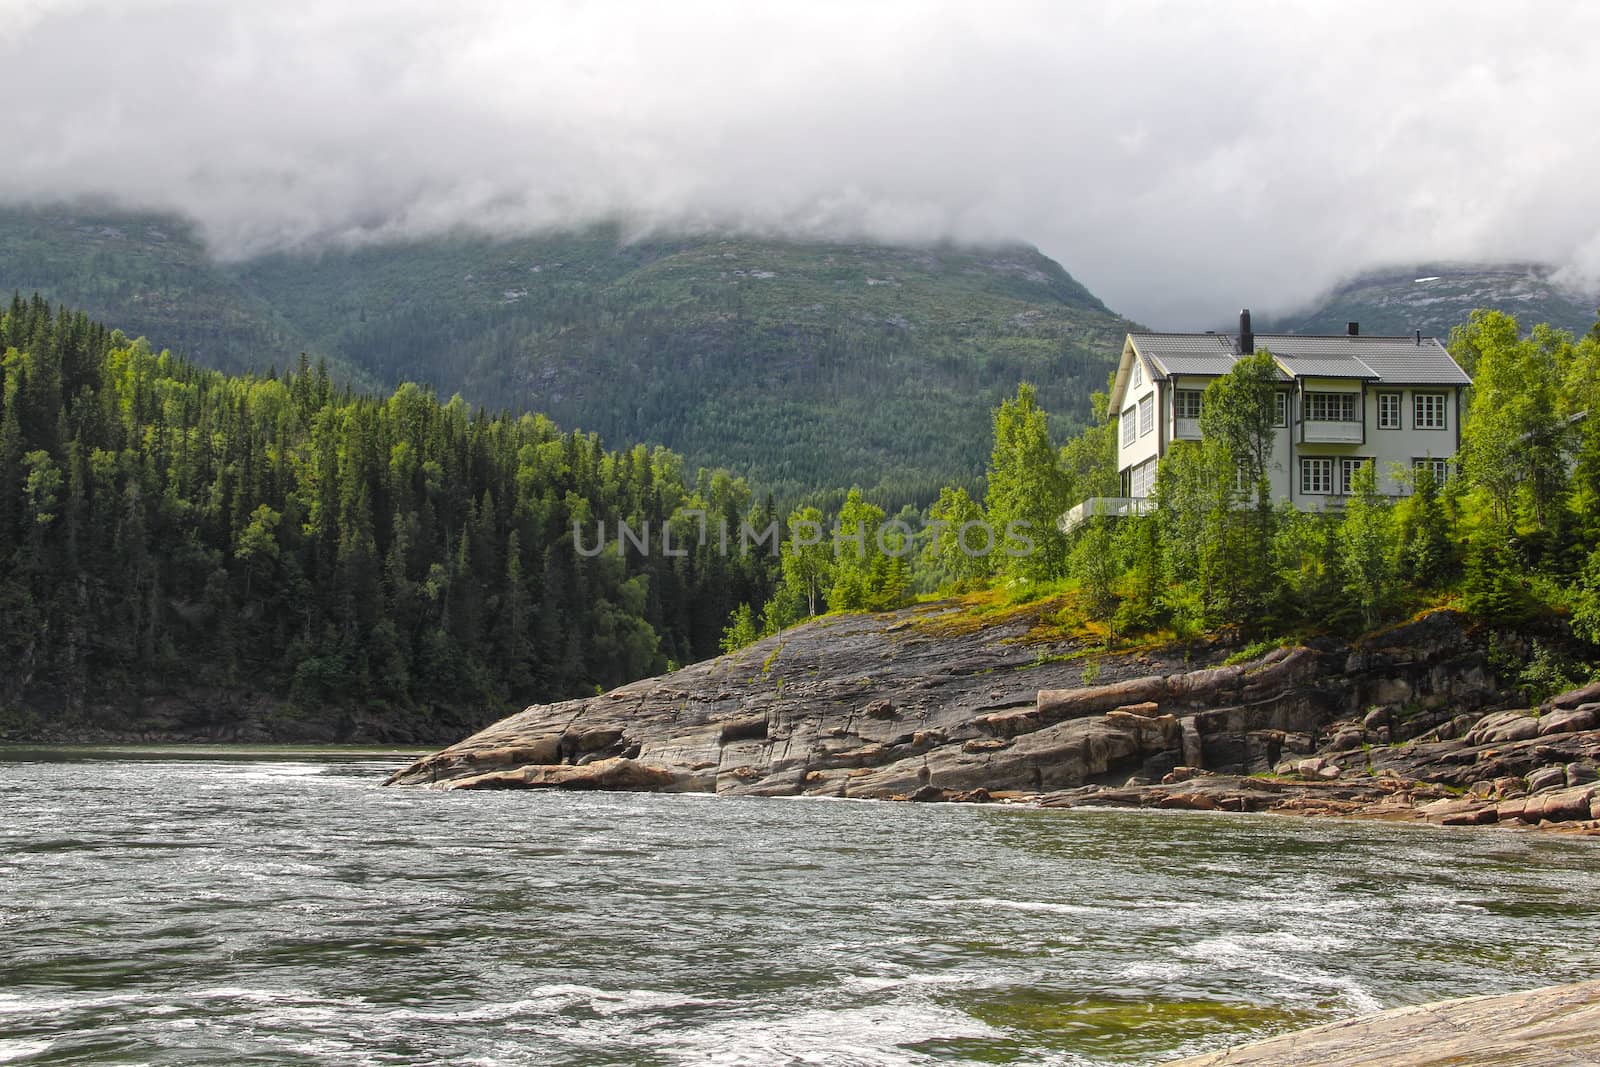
1173,417,1202,440
1303,419,1363,444
1058,496,1156,534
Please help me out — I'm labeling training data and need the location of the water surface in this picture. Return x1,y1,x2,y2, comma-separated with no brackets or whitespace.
2,747,1597,1065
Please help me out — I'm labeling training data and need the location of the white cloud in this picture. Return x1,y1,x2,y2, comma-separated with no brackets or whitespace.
3,0,1597,325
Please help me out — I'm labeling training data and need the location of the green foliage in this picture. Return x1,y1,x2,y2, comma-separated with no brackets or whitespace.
1336,463,1396,628
0,297,778,736
1154,439,1264,629
720,603,759,654
776,505,833,618
1455,310,1574,526
924,485,991,587
1569,547,1600,646
828,489,909,612
1199,349,1278,496
1394,464,1454,586
986,383,1071,580
1461,524,1536,624
1068,520,1119,624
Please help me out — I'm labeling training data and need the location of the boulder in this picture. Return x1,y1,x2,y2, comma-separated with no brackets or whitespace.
1035,676,1167,722
1528,765,1567,793
1440,806,1498,826
1568,763,1600,786
1326,726,1366,752
1466,710,1540,746
448,757,676,792
1548,682,1600,711
1539,706,1598,736
1181,717,1205,769
1542,786,1597,823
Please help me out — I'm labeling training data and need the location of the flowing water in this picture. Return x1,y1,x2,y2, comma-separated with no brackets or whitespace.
2,747,1598,1066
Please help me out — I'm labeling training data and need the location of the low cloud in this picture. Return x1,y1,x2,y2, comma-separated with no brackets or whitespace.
5,0,1598,325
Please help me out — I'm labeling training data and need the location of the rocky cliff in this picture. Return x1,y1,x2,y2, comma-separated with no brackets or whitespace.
385,600,1600,832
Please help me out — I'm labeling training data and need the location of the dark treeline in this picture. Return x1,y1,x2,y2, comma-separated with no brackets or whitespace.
0,297,777,739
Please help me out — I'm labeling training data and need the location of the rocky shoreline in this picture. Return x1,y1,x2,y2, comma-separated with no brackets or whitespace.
384,601,1600,835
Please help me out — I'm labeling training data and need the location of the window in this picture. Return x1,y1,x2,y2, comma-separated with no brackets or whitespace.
1301,457,1333,495
1413,458,1449,485
1174,390,1203,419
1378,392,1402,429
1304,392,1359,422
1273,392,1288,427
1414,393,1447,429
1338,457,1372,495
1131,358,1142,388
1138,395,1155,437
1130,458,1157,498
1121,406,1136,447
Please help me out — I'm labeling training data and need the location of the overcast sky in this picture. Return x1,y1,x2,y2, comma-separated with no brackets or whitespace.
4,0,1597,326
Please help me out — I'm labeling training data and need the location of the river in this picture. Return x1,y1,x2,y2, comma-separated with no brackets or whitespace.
2,747,1597,1065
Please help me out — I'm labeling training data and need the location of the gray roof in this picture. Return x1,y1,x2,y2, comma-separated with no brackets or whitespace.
1128,333,1290,380
1127,331,1469,387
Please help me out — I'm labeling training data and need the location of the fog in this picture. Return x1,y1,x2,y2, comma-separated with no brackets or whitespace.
4,0,1597,325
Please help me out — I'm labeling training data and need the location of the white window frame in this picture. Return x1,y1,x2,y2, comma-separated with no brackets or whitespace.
1414,393,1447,430
1174,390,1203,420
1130,357,1142,388
1301,457,1333,495
1413,457,1449,485
1273,392,1288,428
1138,395,1155,438
1338,457,1372,495
1121,405,1136,447
1304,392,1360,422
1378,392,1402,430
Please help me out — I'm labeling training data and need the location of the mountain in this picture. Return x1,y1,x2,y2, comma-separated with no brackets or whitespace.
0,206,1136,504
1272,263,1599,339
0,206,358,382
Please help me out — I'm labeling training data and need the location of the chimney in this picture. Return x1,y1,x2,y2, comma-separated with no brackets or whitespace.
1415,330,1422,346
1238,308,1254,354
1346,321,1359,336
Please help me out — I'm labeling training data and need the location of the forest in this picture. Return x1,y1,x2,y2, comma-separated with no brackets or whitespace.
0,296,777,740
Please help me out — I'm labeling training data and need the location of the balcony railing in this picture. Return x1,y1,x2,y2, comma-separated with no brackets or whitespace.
1173,417,1202,440
1058,496,1156,534
1303,420,1363,443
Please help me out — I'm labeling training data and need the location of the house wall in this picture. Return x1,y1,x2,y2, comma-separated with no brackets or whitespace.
1121,372,1462,508
1290,379,1460,504
1115,350,1162,490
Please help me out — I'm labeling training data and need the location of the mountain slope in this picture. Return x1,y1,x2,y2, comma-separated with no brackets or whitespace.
0,208,1136,502
0,206,369,383
1274,263,1599,339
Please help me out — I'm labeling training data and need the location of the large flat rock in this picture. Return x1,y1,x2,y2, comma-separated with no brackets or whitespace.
386,604,1529,810
1160,979,1600,1066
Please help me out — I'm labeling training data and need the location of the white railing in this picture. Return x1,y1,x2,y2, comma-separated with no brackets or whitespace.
1303,420,1363,443
1058,497,1156,534
1174,418,1202,440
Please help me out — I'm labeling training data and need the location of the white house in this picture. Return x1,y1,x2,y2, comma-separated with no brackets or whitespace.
1062,310,1471,530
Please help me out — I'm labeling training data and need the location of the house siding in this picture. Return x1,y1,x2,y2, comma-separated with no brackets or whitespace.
1113,363,1463,508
